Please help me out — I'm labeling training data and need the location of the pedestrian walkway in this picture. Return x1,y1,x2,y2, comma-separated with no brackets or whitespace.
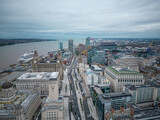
72,70,86,120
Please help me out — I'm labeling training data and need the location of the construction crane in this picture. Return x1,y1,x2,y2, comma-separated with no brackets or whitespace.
81,46,91,56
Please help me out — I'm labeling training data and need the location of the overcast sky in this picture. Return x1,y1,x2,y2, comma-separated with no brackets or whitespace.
0,0,160,39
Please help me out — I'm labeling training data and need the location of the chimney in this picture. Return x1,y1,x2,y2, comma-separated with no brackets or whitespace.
120,106,124,113
111,108,115,114
130,108,134,118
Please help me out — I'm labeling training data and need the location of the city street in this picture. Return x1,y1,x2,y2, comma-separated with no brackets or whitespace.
60,69,70,120
68,57,81,120
75,58,99,120
66,55,99,120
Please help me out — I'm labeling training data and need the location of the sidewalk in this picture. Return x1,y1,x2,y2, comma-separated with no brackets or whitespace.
60,69,70,96
72,70,86,120
60,69,70,120
78,70,99,120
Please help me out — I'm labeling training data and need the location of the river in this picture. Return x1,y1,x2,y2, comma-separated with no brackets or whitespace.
0,40,70,71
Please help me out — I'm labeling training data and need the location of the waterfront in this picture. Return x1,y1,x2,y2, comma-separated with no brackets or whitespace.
0,39,84,71
0,41,59,70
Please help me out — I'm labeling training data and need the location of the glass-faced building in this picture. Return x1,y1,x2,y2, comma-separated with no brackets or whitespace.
86,37,90,48
68,39,73,53
59,42,63,51
97,92,131,120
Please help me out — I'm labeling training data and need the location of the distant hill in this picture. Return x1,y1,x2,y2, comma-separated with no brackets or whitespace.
0,39,58,47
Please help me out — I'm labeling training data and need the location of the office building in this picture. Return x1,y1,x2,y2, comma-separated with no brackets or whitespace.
92,50,106,65
90,86,103,107
95,84,111,93
78,44,85,52
68,39,73,53
123,83,160,104
41,72,63,120
90,84,111,106
87,47,94,64
100,76,111,85
59,42,63,51
105,66,144,92
16,72,60,97
87,42,117,64
100,42,117,50
85,69,99,85
86,37,90,48
114,55,144,72
0,81,41,120
91,65,103,72
97,92,131,120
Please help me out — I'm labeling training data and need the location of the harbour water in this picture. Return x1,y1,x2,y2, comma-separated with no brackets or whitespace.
0,39,85,71
0,41,62,70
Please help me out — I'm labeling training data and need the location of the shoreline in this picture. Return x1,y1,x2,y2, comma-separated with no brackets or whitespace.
0,39,58,47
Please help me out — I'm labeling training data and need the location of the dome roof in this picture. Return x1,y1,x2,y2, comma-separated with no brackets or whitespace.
2,82,13,89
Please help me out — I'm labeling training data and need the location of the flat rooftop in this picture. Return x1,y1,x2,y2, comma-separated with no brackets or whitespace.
91,65,102,71
95,84,110,87
0,72,25,85
0,110,11,116
134,107,160,119
120,55,142,59
99,92,131,104
106,66,142,75
17,72,59,80
125,83,160,90
93,87,103,95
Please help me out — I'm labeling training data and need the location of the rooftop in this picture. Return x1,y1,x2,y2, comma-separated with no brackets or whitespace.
106,66,142,75
101,42,116,46
21,93,38,113
91,65,102,71
1,81,13,89
125,83,160,90
120,55,141,59
17,72,59,80
95,84,110,87
93,87,103,95
134,107,160,119
0,71,25,85
0,110,11,116
98,92,131,104
107,109,132,120
0,90,38,117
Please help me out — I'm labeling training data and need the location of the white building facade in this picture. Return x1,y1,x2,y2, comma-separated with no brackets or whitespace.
41,72,63,120
105,66,144,92
16,72,60,97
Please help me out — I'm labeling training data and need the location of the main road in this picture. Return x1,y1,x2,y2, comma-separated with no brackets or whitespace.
67,55,98,120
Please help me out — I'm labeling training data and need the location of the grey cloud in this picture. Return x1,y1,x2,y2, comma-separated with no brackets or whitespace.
0,0,160,38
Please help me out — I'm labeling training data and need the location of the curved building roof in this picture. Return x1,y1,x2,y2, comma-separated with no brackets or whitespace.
2,82,13,89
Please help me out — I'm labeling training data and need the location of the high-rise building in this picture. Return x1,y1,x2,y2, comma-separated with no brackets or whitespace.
87,42,117,64
68,39,73,53
86,37,90,48
59,42,63,51
92,50,106,64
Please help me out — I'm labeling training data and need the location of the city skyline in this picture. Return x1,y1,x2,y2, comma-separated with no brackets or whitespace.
0,0,160,39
